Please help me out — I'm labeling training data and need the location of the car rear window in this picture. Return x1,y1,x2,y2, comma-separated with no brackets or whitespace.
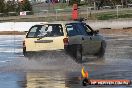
26,24,64,38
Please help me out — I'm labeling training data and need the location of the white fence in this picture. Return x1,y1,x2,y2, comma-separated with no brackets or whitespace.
0,20,132,31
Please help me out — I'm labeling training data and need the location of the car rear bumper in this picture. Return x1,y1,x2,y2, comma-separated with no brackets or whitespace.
24,49,65,57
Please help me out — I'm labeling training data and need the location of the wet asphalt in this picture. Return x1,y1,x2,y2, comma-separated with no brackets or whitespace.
0,35,132,88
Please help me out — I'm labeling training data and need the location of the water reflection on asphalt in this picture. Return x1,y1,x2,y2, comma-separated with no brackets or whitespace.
0,35,132,88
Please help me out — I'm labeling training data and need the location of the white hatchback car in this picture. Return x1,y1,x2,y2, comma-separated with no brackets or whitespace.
23,21,106,61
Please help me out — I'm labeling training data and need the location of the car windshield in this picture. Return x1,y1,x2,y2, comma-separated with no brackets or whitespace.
66,23,93,36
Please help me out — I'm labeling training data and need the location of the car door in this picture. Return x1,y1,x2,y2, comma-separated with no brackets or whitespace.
34,24,65,51
82,34,101,54
83,24,101,54
66,23,92,55
75,23,93,55
70,23,101,55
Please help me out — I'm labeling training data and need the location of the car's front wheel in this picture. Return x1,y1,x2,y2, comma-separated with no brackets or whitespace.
73,45,82,63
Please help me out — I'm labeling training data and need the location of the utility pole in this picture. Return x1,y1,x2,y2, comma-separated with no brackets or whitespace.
48,0,50,10
125,0,128,7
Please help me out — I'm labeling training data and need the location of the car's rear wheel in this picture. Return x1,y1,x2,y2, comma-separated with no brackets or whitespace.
73,45,82,63
98,41,106,58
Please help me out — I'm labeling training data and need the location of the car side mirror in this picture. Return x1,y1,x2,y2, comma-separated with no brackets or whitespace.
94,30,99,34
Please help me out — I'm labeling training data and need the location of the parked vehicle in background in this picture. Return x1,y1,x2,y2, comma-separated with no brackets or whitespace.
23,21,106,62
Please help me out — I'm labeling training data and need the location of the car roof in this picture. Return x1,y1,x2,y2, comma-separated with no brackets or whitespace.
48,21,84,24
35,22,48,25
34,21,85,26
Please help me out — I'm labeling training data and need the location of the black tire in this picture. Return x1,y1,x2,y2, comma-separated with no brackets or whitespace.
98,41,106,58
73,45,82,62
23,47,27,56
64,45,69,53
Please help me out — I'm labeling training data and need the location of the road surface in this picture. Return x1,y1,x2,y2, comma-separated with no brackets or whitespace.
0,34,132,88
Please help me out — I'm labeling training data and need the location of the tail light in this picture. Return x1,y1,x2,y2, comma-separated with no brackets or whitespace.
23,40,26,47
63,38,69,45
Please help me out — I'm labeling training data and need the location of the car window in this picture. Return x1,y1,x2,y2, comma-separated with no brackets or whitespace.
82,23,94,35
66,23,88,36
66,24,79,36
66,23,95,36
42,24,64,37
37,25,47,37
47,26,52,32
82,24,92,32
26,24,64,38
75,23,88,35
27,26,39,38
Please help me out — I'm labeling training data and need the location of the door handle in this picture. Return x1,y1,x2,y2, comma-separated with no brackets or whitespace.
34,40,53,43
90,37,92,40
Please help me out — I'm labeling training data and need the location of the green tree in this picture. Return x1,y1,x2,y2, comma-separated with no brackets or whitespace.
69,0,81,5
0,0,5,13
84,0,93,5
6,1,17,12
21,0,32,11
